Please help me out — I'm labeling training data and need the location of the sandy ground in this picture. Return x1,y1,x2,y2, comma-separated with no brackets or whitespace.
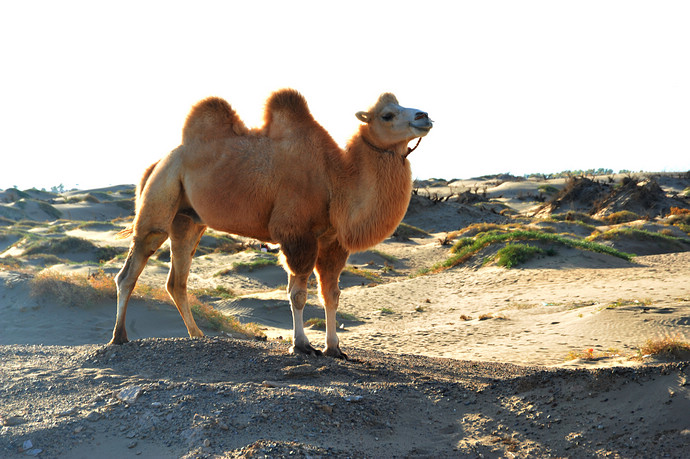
1,173,690,457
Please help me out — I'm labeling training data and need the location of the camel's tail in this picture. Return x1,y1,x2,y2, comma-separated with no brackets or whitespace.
115,160,159,239
115,226,133,239
182,97,249,144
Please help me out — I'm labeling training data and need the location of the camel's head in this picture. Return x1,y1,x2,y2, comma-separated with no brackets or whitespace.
355,93,433,146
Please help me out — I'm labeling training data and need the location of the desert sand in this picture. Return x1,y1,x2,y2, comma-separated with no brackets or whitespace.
1,172,689,457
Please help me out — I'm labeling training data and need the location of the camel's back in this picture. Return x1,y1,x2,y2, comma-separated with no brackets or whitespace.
171,89,344,239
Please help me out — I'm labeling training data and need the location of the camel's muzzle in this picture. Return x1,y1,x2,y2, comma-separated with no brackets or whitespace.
410,112,433,135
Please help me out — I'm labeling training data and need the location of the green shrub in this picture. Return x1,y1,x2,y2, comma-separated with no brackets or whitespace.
424,229,632,274
192,285,236,300
593,227,689,246
538,184,559,195
495,243,544,268
231,256,277,272
450,237,474,253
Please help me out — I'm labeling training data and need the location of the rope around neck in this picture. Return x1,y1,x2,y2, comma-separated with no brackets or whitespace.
404,137,423,159
362,136,423,164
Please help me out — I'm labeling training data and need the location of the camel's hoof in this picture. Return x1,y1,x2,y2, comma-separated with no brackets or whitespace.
290,343,323,357
108,333,129,345
324,346,348,360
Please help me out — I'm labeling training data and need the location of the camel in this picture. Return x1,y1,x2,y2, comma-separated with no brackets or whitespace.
110,88,432,358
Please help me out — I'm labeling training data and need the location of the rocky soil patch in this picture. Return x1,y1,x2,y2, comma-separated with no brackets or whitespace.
2,338,689,458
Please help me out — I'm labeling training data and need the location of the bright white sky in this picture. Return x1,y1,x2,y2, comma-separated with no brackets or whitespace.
1,1,688,191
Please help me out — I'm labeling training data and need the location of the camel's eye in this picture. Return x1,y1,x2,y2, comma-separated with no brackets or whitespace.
381,112,395,121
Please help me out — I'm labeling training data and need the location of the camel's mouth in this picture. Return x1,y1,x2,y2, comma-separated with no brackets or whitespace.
411,123,433,136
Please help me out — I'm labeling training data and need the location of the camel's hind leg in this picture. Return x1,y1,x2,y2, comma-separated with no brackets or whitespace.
110,230,169,345
314,239,349,359
166,215,206,338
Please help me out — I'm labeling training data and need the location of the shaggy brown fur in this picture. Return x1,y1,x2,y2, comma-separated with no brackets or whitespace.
110,88,432,358
182,97,249,143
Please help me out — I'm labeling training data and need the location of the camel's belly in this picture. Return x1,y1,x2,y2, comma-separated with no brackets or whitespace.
191,194,275,242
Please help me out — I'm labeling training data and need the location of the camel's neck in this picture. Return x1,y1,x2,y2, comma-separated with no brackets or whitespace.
330,127,413,252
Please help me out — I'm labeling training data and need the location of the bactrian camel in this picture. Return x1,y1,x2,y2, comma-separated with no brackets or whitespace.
110,88,432,358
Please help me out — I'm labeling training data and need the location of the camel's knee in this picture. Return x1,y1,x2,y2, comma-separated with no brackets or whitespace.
290,288,308,310
320,286,340,307
316,267,342,307
166,278,188,302
165,271,179,294
114,261,131,287
120,231,167,269
115,258,137,293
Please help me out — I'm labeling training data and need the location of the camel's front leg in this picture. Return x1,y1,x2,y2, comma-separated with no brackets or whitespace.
315,240,349,359
287,273,322,356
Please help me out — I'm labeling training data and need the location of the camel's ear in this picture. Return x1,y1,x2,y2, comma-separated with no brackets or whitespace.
356,111,370,123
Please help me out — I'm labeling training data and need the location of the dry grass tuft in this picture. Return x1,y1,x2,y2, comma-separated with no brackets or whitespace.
478,313,508,321
639,336,690,360
669,207,690,216
565,348,621,361
305,318,329,330
603,210,641,224
0,256,24,270
29,269,264,339
606,298,652,309
30,270,114,307
190,301,265,339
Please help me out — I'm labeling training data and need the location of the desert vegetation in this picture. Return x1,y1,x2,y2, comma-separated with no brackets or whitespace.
29,269,263,339
638,335,690,359
417,228,633,275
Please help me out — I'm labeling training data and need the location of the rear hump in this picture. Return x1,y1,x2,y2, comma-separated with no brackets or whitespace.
182,97,249,143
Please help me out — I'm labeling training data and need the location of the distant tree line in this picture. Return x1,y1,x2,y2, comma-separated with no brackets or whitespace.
523,168,632,180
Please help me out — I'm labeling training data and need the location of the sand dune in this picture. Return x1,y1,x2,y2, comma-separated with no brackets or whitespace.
2,172,689,363
1,172,689,457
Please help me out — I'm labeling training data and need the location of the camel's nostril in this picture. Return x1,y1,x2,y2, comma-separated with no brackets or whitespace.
415,112,428,120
